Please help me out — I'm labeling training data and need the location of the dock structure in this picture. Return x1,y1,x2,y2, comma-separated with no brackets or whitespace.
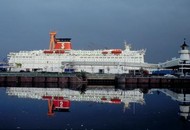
87,74,190,86
86,74,116,85
0,72,190,86
0,72,85,85
124,77,190,85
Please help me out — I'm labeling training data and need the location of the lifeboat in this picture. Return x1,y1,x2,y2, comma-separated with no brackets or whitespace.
43,50,53,54
55,50,65,54
101,97,109,103
110,98,121,104
111,49,122,55
102,51,108,55
42,95,52,99
101,97,107,101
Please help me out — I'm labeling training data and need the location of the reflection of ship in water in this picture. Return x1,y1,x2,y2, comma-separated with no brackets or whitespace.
5,86,190,120
151,88,190,120
6,86,145,113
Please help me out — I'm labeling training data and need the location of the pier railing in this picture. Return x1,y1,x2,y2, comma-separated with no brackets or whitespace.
0,72,76,77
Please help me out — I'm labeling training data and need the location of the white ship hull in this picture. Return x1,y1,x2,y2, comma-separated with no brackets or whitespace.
7,32,153,74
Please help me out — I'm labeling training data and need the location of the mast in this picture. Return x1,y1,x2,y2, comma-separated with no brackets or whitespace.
49,32,57,50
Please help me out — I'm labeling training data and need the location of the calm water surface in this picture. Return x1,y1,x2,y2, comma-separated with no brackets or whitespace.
0,85,190,130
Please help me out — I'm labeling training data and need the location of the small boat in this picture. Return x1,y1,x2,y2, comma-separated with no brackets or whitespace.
110,98,121,104
43,50,53,54
55,50,65,54
102,51,108,55
111,49,122,55
101,96,107,101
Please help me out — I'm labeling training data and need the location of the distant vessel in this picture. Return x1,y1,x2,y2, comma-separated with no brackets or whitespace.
8,32,152,74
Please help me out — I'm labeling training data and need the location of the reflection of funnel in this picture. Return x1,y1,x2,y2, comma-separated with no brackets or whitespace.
110,98,121,104
48,99,54,116
43,96,71,116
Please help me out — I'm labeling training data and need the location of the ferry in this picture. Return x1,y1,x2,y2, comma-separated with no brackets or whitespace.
8,32,152,74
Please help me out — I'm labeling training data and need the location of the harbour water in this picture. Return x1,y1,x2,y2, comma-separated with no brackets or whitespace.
0,84,190,130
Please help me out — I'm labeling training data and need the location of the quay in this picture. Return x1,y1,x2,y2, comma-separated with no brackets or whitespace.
0,72,84,84
87,74,190,86
0,72,190,87
120,76,190,85
87,73,115,85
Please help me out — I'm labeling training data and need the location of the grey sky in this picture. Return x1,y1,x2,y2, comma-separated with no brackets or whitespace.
0,0,190,63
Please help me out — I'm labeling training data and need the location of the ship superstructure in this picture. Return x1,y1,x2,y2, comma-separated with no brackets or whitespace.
8,32,152,74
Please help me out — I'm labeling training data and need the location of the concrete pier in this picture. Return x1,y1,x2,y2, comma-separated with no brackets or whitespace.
87,74,115,85
0,72,84,84
0,72,190,86
124,77,190,85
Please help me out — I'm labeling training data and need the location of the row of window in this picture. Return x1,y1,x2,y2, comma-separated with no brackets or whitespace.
79,56,142,59
12,55,143,59
12,58,143,63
